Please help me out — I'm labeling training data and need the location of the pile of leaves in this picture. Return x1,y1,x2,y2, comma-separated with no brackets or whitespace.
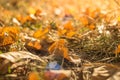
0,0,120,80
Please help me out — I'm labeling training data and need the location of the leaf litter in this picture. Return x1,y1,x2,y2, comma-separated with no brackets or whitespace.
0,0,120,80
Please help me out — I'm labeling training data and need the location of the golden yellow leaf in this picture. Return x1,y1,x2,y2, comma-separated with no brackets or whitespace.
48,39,65,54
34,41,41,50
16,15,25,24
33,27,50,39
61,47,70,60
63,21,74,31
114,44,120,56
85,8,100,18
58,29,67,36
16,15,34,24
79,17,88,25
117,16,120,22
0,26,19,46
66,31,76,38
91,8,100,18
57,21,75,37
25,37,42,50
28,7,36,14
89,24,95,30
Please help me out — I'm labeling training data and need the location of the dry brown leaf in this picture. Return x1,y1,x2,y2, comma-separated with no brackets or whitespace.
0,51,44,74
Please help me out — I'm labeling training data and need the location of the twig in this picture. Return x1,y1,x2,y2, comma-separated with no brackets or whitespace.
61,57,64,68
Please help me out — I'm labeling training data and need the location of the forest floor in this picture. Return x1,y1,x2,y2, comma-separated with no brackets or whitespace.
0,0,120,80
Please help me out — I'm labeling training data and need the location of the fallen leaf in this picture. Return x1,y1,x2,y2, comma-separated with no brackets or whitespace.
57,21,75,37
117,16,120,22
114,44,120,56
48,39,71,61
33,26,50,39
79,17,88,26
27,41,41,50
0,26,19,46
66,31,76,37
16,15,34,24
58,29,67,36
63,21,74,31
28,71,40,80
28,7,36,14
89,24,95,30
35,9,42,17
23,35,42,50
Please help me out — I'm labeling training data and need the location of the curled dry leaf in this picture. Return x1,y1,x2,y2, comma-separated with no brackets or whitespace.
22,34,42,50
0,51,44,63
0,51,44,74
83,63,120,80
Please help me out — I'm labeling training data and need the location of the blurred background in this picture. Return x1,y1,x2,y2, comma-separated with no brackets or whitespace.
0,0,120,24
